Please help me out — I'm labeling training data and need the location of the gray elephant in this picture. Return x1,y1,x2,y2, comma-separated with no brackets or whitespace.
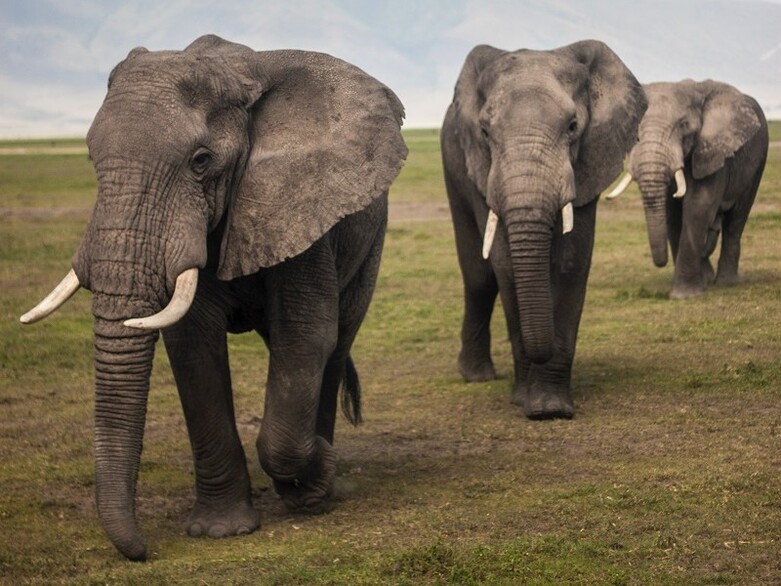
607,80,768,299
20,35,407,561
441,40,647,419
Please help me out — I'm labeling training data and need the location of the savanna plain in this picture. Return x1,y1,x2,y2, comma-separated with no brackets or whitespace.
1,126,780,585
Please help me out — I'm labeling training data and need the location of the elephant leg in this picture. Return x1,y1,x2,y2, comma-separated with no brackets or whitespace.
162,280,259,539
716,171,761,286
703,215,721,285
256,241,340,514
500,279,531,408
667,194,683,263
715,210,744,286
523,198,598,420
316,219,385,443
671,174,725,299
449,199,499,382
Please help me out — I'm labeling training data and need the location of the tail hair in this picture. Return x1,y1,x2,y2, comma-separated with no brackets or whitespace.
340,355,363,426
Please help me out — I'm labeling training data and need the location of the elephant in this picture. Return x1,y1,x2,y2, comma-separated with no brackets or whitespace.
607,80,769,299
441,40,647,419
20,35,407,561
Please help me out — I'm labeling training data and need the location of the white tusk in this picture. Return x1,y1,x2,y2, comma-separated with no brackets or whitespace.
673,168,687,198
606,172,633,199
20,269,81,324
482,210,499,260
123,268,198,330
562,203,574,234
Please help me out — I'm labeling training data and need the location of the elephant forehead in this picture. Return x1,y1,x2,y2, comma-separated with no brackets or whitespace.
645,82,696,109
89,60,213,161
88,96,206,163
486,50,587,87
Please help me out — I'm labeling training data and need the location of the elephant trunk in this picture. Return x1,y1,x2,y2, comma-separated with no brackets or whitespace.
640,179,671,267
504,205,555,365
93,310,157,561
630,125,685,268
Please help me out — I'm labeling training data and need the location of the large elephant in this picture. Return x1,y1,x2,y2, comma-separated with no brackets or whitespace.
20,35,407,561
441,40,647,419
607,80,769,299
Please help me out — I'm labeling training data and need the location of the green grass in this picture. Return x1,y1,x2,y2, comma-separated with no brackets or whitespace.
1,126,780,584
391,128,444,203
768,119,781,142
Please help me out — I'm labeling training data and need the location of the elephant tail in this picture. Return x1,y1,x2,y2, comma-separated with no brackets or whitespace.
340,355,363,426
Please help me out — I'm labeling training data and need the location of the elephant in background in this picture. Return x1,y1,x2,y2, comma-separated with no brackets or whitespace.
608,80,768,299
21,35,407,560
441,40,647,419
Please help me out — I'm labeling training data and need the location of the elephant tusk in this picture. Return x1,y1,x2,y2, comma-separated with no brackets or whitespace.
482,210,499,260
673,168,687,198
562,203,574,234
606,172,633,199
20,269,81,324
123,268,199,330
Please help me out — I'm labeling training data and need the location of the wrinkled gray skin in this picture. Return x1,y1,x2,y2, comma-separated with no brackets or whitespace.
441,41,646,419
42,35,406,560
626,80,768,299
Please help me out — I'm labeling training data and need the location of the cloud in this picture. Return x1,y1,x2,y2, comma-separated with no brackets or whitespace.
0,0,779,137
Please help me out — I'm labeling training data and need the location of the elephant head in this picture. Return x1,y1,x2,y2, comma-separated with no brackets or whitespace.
20,35,406,561
451,40,646,363
608,80,764,267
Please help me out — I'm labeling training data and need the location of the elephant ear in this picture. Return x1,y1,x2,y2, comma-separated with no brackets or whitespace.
451,44,507,194
559,40,648,206
691,81,762,180
217,49,407,280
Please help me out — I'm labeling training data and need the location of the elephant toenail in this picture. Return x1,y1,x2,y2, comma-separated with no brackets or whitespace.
208,524,227,538
237,526,251,536
188,523,203,537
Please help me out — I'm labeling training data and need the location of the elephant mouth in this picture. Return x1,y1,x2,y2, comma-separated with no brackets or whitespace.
481,202,574,260
20,267,199,330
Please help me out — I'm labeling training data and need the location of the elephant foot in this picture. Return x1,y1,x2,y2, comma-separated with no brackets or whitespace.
273,437,337,515
458,352,497,382
715,271,739,287
669,285,705,300
521,383,574,420
510,384,527,407
186,498,260,539
703,262,716,284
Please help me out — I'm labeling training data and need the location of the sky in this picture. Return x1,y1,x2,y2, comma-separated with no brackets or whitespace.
1,0,780,137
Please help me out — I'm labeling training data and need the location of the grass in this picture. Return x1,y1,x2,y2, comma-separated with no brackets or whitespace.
1,123,780,584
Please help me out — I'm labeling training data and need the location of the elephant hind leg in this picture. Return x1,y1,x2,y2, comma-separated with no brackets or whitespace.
315,210,385,441
716,198,756,287
315,353,361,444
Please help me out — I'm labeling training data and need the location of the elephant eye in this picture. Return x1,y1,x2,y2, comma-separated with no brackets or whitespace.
568,119,578,135
190,149,213,176
480,123,490,140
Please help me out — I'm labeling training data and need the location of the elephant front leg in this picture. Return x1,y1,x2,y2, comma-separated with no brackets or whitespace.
522,200,597,419
259,341,338,514
460,269,499,382
256,243,341,514
162,293,259,539
452,203,500,382
671,176,724,299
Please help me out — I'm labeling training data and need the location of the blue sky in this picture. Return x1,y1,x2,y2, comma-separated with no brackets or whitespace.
1,0,779,137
